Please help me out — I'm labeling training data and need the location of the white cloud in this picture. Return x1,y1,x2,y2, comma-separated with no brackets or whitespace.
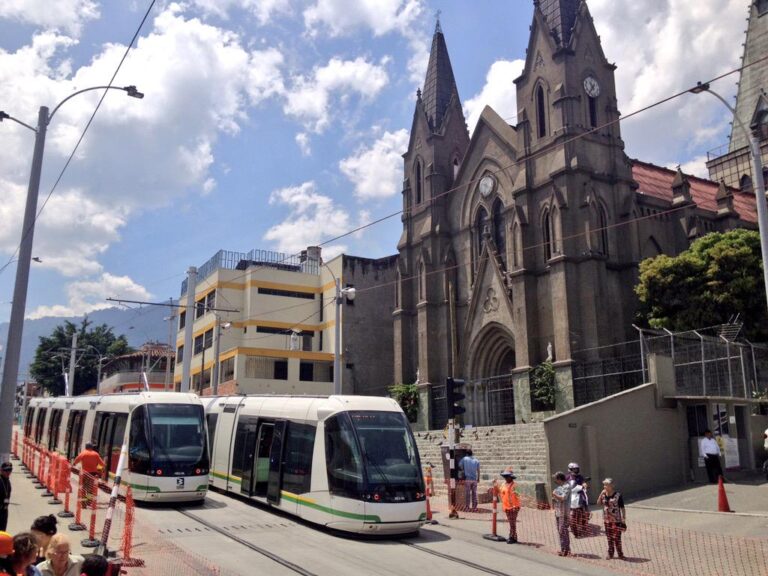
0,4,285,280
668,155,709,180
588,0,746,164
339,129,408,200
464,59,525,134
283,56,388,133
264,181,355,255
295,132,312,156
190,0,292,24
304,0,423,37
28,273,151,319
1,0,99,36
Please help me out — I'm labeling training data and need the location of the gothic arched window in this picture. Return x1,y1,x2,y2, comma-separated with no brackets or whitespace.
493,199,506,268
395,270,401,308
453,157,460,180
475,207,489,264
512,222,523,269
543,209,553,261
415,160,423,205
418,261,426,302
536,85,547,138
588,96,598,128
598,204,609,255
740,174,753,193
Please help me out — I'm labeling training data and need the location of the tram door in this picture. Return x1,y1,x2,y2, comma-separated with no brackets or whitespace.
266,420,286,504
252,423,274,497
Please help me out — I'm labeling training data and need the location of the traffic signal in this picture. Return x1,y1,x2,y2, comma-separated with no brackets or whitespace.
445,377,466,418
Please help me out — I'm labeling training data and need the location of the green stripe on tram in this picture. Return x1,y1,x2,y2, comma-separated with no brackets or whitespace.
280,491,382,523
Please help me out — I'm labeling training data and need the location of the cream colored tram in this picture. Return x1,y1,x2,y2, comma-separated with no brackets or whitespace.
24,392,209,502
206,395,426,534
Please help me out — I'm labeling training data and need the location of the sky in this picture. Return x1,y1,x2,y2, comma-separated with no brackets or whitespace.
0,0,752,322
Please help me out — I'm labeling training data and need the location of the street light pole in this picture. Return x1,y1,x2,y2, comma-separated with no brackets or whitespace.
325,269,355,396
690,82,768,311
0,85,143,463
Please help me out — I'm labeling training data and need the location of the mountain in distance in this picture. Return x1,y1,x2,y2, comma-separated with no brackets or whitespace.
0,305,174,381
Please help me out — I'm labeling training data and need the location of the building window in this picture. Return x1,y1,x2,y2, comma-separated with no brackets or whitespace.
536,85,547,138
176,345,183,363
245,355,288,379
493,199,506,268
205,290,216,311
415,161,423,205
195,297,206,319
302,333,313,351
453,158,459,180
220,357,235,382
300,362,314,382
204,329,213,350
193,334,204,355
257,287,315,299
740,174,753,193
543,209,552,261
179,310,186,330
758,0,768,16
588,96,598,128
418,261,426,302
274,360,288,380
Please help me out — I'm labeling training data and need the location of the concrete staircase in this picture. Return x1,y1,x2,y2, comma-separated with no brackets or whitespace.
414,423,549,499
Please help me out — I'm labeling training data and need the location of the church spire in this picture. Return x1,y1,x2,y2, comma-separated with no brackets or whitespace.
535,0,582,47
421,15,460,133
729,0,768,151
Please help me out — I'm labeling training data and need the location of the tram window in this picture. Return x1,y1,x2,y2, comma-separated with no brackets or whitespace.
232,416,258,481
147,404,207,465
325,414,364,498
128,406,150,474
282,423,315,495
350,412,421,488
91,413,105,447
24,408,34,436
48,409,63,451
107,415,128,474
66,411,86,460
206,414,218,460
35,409,47,444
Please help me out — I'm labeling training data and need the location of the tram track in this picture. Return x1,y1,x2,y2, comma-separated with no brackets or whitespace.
176,509,320,576
175,506,516,576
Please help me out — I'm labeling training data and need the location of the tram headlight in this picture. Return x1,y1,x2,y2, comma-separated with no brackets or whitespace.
156,469,163,476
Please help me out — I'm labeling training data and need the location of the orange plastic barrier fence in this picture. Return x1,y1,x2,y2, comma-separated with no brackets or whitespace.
11,431,18,460
69,468,87,532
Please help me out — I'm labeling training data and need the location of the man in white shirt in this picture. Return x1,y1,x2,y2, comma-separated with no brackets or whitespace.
699,429,723,484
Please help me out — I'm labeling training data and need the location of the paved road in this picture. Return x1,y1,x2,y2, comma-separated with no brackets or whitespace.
137,490,623,576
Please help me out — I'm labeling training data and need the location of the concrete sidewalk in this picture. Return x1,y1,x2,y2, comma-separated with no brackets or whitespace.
6,458,90,557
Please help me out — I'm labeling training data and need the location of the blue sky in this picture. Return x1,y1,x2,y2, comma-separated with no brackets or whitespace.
0,0,750,322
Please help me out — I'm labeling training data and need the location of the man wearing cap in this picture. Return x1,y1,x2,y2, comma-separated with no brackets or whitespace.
498,468,521,544
0,463,11,532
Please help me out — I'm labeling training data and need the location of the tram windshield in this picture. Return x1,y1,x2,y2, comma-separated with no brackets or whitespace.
325,411,423,503
129,403,208,475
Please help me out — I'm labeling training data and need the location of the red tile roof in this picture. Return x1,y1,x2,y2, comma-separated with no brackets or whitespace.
631,159,757,223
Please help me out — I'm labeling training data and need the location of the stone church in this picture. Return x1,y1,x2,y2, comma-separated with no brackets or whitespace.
392,0,761,425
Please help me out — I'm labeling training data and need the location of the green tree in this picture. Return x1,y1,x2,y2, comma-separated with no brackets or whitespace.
389,382,419,423
30,317,134,396
635,229,767,340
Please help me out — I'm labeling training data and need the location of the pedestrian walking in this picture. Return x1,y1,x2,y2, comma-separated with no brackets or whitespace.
10,533,42,576
0,463,11,532
459,450,480,511
30,515,57,563
597,478,626,560
699,430,724,484
72,444,105,507
498,467,521,544
566,462,589,537
35,534,84,576
552,471,572,557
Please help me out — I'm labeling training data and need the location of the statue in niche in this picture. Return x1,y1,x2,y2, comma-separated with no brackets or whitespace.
546,342,553,362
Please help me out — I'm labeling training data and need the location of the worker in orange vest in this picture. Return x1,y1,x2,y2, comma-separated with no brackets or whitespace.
499,467,521,544
72,443,105,505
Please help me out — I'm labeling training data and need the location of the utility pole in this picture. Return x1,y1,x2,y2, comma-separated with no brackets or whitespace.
181,267,197,393
66,331,77,397
165,297,174,391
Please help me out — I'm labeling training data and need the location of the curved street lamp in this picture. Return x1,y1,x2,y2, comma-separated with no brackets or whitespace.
689,82,768,311
0,85,143,462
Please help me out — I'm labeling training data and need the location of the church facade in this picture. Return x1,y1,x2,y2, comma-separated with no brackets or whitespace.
393,0,760,425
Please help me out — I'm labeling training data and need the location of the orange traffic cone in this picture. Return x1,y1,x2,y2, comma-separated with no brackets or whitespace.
717,476,732,513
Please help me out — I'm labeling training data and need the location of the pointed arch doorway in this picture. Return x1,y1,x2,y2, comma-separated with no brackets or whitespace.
467,323,517,425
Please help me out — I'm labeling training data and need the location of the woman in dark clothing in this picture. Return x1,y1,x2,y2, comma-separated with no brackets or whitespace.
597,477,626,560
